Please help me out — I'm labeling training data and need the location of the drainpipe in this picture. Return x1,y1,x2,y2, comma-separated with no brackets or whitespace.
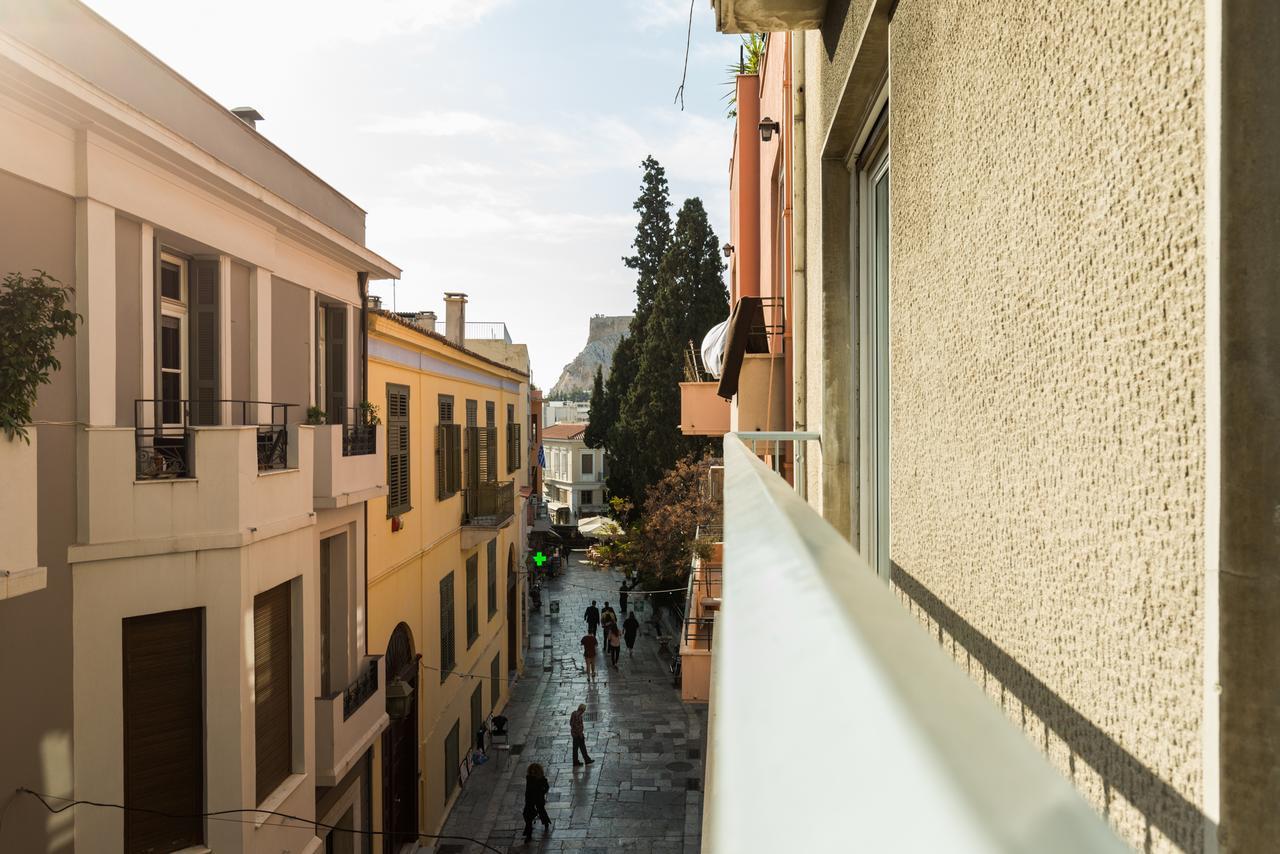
791,34,809,500
358,270,370,656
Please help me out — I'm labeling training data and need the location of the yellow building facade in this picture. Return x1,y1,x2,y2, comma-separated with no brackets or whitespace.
365,310,530,842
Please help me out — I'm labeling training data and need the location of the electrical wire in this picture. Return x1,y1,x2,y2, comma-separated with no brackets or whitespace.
673,0,697,110
15,789,506,854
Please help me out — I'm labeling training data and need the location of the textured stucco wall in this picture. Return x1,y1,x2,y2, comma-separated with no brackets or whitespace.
887,1,1205,851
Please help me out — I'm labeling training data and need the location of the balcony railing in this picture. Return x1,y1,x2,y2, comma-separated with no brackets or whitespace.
462,479,515,527
134,399,295,480
709,433,1126,852
464,321,511,343
340,408,378,457
342,655,380,719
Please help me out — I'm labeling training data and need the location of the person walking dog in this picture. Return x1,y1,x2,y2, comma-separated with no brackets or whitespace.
570,703,594,766
623,611,640,657
522,763,552,840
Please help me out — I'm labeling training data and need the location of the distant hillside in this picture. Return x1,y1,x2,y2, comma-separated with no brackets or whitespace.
549,315,632,398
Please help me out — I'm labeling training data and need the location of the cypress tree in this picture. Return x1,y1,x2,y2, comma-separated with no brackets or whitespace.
615,197,728,495
583,365,607,448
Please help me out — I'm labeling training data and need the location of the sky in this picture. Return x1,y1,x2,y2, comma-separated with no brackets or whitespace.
84,0,742,388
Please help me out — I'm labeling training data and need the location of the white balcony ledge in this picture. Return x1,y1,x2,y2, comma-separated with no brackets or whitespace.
0,434,45,599
712,0,828,34
315,655,389,787
709,433,1126,853
312,424,387,509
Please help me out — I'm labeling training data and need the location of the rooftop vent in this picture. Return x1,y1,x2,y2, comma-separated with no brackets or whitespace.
231,107,264,129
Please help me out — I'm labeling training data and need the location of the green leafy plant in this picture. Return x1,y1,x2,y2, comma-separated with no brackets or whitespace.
723,33,766,118
306,405,327,425
0,270,79,442
357,400,381,426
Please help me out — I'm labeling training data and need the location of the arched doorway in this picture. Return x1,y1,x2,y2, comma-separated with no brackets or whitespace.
381,622,418,853
506,544,517,673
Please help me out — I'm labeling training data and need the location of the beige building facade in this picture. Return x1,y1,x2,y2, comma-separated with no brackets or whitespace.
708,0,1280,851
0,2,399,852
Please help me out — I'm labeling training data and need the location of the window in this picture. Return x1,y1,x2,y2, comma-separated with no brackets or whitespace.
466,399,477,427
858,106,891,579
443,720,460,802
436,395,461,500
439,573,456,678
158,255,188,426
485,400,495,427
470,684,484,748
486,540,497,619
465,555,479,647
581,490,594,507
506,403,521,473
319,533,349,696
490,653,502,712
123,608,203,853
316,303,347,424
581,453,594,475
254,581,294,802
386,385,411,516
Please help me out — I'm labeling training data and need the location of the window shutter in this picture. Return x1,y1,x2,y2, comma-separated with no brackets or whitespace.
386,385,410,515
440,573,456,676
486,540,497,618
189,258,220,426
490,654,501,711
470,684,483,743
466,554,478,646
123,609,204,854
254,582,293,802
325,305,347,422
465,426,481,489
447,424,462,493
435,424,448,500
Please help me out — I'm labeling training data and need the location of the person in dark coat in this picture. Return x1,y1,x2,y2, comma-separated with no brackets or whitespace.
522,763,552,840
619,580,630,614
623,611,640,657
584,600,600,637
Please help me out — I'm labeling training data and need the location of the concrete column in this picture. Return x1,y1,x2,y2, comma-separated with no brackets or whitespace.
818,157,854,546
218,255,232,415
139,223,155,401
250,267,272,411
75,197,116,427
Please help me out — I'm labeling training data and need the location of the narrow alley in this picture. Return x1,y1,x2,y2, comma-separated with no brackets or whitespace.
441,554,706,854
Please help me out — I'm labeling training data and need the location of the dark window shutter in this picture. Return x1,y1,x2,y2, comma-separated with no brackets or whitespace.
490,654,501,712
387,385,410,515
439,394,454,424
444,720,460,800
485,401,495,428
466,555,478,646
189,258,220,426
466,399,477,428
123,609,204,854
486,540,497,618
440,573,456,676
325,305,347,422
465,427,481,489
435,424,448,500
470,684,483,742
254,582,293,802
447,424,462,493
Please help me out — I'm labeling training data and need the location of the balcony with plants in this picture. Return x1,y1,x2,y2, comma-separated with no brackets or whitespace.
311,402,387,509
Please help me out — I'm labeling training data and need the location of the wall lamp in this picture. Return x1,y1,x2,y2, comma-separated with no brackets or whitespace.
722,243,735,258
759,117,781,143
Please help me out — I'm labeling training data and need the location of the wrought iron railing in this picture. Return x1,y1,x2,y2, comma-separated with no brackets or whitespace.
134,399,295,480
340,407,377,457
342,656,380,720
462,479,515,527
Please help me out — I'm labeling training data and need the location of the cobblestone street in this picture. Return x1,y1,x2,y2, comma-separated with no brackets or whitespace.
440,553,705,853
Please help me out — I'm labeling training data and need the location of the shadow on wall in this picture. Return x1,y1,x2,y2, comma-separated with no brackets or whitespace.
890,562,1210,854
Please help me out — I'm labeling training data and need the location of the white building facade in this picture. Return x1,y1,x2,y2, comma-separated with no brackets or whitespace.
540,423,608,524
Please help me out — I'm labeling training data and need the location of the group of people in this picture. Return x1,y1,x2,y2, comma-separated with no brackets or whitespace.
580,599,640,678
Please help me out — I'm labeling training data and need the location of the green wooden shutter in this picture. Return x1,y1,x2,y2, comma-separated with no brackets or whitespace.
387,385,410,515
189,258,220,426
325,305,347,423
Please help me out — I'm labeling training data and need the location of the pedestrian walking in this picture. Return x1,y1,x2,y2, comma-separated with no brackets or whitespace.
619,580,631,614
570,703,594,766
607,623,622,667
623,611,640,657
600,601,617,635
584,600,600,637
580,632,598,679
522,763,552,840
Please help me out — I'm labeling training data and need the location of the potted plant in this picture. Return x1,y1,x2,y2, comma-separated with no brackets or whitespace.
305,405,327,425
357,400,381,426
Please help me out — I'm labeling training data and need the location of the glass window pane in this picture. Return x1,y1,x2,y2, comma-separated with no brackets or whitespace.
161,262,181,300
161,318,181,370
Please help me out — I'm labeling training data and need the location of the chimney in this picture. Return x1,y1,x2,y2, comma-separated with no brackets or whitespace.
231,106,264,129
413,310,437,333
368,294,382,310
444,292,467,346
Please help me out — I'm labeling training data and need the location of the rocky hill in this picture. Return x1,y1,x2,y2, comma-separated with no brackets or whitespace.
549,315,632,398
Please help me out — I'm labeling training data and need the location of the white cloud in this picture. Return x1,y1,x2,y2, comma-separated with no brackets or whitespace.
361,111,508,137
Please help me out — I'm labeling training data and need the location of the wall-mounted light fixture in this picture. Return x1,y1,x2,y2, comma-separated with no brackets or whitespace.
722,243,735,258
758,117,780,143
385,678,413,720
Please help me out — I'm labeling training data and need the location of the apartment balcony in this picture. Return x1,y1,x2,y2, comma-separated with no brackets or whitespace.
712,0,827,33
679,541,723,704
315,655,389,787
707,433,1127,852
680,381,730,437
461,479,515,550
730,354,786,433
312,414,387,509
0,434,46,599
71,400,312,554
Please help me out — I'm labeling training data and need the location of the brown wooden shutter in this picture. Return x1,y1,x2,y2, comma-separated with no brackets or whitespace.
435,424,448,500
325,305,347,423
466,554,478,646
439,573,456,676
486,540,497,618
189,257,220,426
387,385,410,515
123,609,204,854
447,424,462,493
254,582,293,802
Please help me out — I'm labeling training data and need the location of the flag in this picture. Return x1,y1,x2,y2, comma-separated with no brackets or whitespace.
537,445,546,468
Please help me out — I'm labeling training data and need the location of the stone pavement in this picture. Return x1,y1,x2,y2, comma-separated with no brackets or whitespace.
439,552,706,853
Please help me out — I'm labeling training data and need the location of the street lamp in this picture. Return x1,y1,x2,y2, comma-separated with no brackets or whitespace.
722,243,735,258
385,678,413,720
758,117,780,143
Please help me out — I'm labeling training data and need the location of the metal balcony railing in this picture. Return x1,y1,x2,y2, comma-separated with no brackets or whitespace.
134,399,295,479
339,407,377,457
342,655,380,720
464,321,511,343
708,433,1127,853
462,479,515,527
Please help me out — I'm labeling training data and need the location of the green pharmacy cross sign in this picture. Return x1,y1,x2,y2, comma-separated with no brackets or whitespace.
533,552,547,567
